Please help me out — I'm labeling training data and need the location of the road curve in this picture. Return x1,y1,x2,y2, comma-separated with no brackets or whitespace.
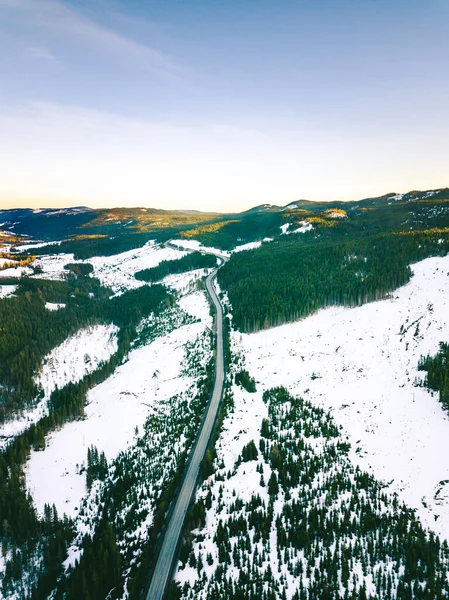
145,258,226,600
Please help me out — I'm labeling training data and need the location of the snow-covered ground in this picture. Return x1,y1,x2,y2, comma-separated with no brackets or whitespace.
233,241,262,252
0,257,16,267
26,316,209,518
0,324,119,449
170,238,230,259
88,241,188,293
33,253,75,280
0,265,33,277
35,324,119,399
14,240,61,252
45,302,66,311
237,254,449,541
0,284,17,298
280,221,313,234
162,268,215,293
31,242,189,292
291,220,313,233
179,289,212,324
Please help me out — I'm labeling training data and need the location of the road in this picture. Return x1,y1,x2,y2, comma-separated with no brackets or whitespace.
145,256,226,600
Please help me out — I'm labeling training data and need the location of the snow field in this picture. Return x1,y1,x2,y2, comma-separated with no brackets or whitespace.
0,284,17,298
35,324,119,399
179,289,213,326
233,241,262,252
0,265,33,277
176,384,270,587
88,241,189,293
31,242,189,291
0,258,16,267
280,221,313,235
32,253,76,280
170,238,230,259
0,324,119,450
26,318,208,518
238,254,449,541
232,238,274,252
162,268,215,295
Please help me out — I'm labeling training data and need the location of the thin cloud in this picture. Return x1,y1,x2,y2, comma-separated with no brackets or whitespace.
22,45,59,63
0,0,185,78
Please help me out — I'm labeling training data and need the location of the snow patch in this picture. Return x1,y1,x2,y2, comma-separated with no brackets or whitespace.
281,221,313,235
0,258,17,267
0,265,33,277
170,239,230,259
291,220,313,233
45,302,66,311
32,253,76,280
88,241,189,294
0,284,17,298
178,290,212,325
14,240,61,252
233,241,262,252
35,324,119,399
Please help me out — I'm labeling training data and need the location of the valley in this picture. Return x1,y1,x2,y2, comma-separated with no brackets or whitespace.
1,189,449,599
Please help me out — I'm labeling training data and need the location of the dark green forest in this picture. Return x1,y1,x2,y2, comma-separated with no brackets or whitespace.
177,387,449,600
0,273,169,422
0,278,171,599
1,191,449,599
419,342,449,411
219,230,449,331
135,251,217,283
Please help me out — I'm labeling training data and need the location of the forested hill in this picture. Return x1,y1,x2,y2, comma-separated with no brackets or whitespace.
215,188,449,332
1,188,448,254
2,188,449,332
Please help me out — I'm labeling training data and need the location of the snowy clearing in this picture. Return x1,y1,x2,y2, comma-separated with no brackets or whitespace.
35,324,119,399
178,289,212,325
26,318,208,518
31,242,189,292
0,324,119,449
45,302,66,311
170,238,230,259
162,268,215,294
0,284,17,298
237,254,449,541
14,240,61,252
88,241,188,294
0,258,16,267
0,265,33,277
281,221,313,234
233,241,262,252
291,220,313,233
33,253,76,280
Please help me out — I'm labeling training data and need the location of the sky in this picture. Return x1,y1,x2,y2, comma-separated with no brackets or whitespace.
0,0,448,212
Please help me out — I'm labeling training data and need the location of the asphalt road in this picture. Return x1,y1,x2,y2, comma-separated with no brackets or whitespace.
145,259,226,600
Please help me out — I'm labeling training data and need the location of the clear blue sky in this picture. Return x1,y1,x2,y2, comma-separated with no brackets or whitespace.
1,0,448,211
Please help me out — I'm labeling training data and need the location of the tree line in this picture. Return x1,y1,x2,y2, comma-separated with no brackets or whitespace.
219,230,449,332
0,281,171,599
135,252,217,283
418,342,449,411
0,272,170,422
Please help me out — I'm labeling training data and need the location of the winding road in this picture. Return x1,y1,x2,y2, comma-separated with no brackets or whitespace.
145,254,227,600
